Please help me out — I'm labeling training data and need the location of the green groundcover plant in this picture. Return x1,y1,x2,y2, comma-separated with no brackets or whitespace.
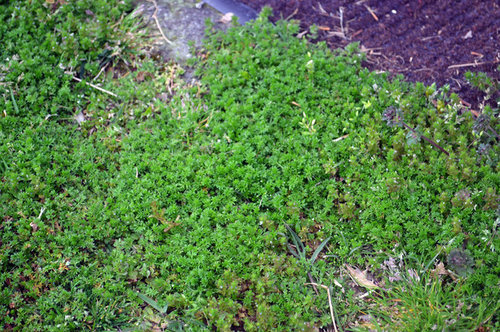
1,2,498,331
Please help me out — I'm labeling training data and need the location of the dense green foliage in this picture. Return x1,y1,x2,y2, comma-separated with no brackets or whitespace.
1,0,135,118
1,2,498,331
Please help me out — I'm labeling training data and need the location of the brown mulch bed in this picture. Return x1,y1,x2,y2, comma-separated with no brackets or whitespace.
239,0,500,108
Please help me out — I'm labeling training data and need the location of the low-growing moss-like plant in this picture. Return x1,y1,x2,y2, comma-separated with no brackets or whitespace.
192,8,498,329
447,248,474,277
1,2,498,331
382,106,449,155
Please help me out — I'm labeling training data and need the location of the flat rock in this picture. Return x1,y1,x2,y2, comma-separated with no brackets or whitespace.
134,0,257,65
203,0,257,24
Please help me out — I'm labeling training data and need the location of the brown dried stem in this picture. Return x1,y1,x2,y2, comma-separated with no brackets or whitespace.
147,0,173,45
401,122,450,156
305,283,338,332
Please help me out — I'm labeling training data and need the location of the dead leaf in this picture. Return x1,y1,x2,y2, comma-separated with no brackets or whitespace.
383,257,402,282
74,111,85,125
297,30,308,38
327,31,346,39
407,269,420,282
432,261,449,276
46,0,66,10
333,278,343,289
432,261,458,281
30,222,38,232
359,314,373,322
163,223,180,233
219,12,234,24
333,278,344,293
470,109,480,118
383,257,398,270
345,264,379,290
135,71,154,83
163,215,181,233
157,93,169,102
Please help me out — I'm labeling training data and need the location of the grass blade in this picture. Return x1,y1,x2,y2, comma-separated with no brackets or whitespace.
286,243,300,258
9,88,19,114
310,236,330,264
285,224,305,254
137,292,169,314
422,237,455,275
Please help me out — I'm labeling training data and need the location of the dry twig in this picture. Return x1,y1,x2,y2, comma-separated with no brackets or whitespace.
70,76,118,98
305,283,338,332
333,134,349,142
307,272,320,295
364,5,378,21
317,3,329,16
339,7,346,38
92,62,110,82
448,59,499,69
285,8,298,21
147,0,173,45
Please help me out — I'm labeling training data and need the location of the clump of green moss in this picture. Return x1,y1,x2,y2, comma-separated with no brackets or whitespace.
1,3,498,331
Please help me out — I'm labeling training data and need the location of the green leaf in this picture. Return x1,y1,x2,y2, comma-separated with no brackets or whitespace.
286,243,300,259
137,292,169,314
285,224,305,259
9,88,19,114
309,237,330,265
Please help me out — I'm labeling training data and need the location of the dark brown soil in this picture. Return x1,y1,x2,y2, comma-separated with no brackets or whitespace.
239,0,500,108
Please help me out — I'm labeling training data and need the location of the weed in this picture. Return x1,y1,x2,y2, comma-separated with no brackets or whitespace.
285,224,331,266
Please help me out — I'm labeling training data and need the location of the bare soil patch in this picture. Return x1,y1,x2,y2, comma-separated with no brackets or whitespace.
239,0,500,108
